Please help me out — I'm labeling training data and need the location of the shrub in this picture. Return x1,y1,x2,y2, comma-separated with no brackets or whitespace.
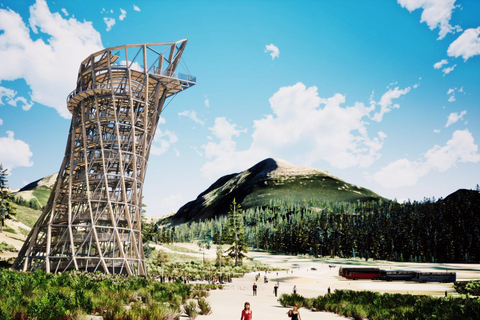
183,300,198,319
455,280,480,296
27,291,71,320
198,297,212,315
277,293,306,308
0,241,17,253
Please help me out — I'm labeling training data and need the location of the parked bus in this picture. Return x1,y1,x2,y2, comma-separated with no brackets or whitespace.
342,267,381,280
413,272,456,283
379,270,416,281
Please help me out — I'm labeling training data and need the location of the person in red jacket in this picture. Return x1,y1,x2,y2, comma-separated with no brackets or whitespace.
241,302,252,320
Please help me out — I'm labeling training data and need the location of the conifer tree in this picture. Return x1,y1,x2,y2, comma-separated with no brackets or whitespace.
0,164,15,232
225,199,248,266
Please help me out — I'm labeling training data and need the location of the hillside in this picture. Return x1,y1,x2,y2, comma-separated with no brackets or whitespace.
14,173,57,208
169,158,383,225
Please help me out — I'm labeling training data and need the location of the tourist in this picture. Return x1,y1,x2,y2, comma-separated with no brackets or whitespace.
286,303,301,320
253,282,257,296
274,283,279,297
293,285,297,294
241,302,252,320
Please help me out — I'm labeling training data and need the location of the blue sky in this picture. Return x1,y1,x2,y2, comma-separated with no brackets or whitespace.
1,0,479,216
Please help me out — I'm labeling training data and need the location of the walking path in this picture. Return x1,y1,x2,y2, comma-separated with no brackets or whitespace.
196,272,348,320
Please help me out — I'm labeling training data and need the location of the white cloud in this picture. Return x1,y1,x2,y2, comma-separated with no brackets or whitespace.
118,60,143,72
204,95,210,108
151,128,178,156
178,110,205,126
442,64,456,75
433,59,448,69
0,131,33,170
0,86,17,104
0,0,103,118
133,5,141,12
103,17,115,31
201,83,390,180
192,146,203,157
446,87,465,102
434,129,441,133
370,129,479,188
445,110,466,127
447,27,480,61
0,86,33,110
370,158,428,188
61,8,68,16
16,96,33,111
150,117,177,155
265,43,280,60
148,193,183,216
371,86,411,122
0,118,3,125
425,129,480,171
210,117,246,141
200,117,250,179
119,8,126,21
397,0,461,40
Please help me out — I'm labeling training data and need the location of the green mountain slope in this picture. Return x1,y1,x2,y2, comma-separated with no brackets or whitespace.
10,174,56,228
14,173,57,208
169,158,383,224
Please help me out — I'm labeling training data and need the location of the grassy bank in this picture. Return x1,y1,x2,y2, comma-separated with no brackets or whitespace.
278,291,480,320
0,269,219,320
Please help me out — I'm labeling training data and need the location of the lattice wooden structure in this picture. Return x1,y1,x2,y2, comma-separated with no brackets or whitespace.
14,40,196,275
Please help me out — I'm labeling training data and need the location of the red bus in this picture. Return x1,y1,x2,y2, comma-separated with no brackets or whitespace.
342,267,380,280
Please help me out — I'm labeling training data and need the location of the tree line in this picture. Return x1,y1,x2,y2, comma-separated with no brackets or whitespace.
157,190,480,263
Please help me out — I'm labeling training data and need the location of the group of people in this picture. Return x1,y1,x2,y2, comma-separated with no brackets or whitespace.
240,302,301,320
252,282,281,297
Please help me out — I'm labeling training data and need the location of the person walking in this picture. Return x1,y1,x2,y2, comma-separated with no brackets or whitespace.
273,283,279,297
293,285,297,294
252,283,257,296
286,303,301,320
241,302,252,320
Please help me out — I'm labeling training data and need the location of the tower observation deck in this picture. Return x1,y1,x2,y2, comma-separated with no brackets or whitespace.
14,40,196,275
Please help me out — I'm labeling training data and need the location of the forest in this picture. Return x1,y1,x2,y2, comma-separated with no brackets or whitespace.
157,189,480,263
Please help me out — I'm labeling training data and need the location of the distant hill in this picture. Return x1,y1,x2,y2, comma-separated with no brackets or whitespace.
168,158,383,225
442,188,480,203
14,173,57,208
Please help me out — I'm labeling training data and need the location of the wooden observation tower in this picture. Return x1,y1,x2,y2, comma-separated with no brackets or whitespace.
14,40,196,275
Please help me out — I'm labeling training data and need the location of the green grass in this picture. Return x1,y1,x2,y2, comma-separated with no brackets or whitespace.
9,202,41,228
0,269,203,320
279,291,480,320
31,186,51,207
162,244,201,254
241,175,382,209
1,226,16,234
18,227,30,236
0,241,17,253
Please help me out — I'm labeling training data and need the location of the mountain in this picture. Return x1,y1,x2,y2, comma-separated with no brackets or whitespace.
14,173,57,208
168,158,383,225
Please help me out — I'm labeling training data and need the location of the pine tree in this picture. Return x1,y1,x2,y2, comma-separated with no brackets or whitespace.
225,199,248,266
0,164,16,232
